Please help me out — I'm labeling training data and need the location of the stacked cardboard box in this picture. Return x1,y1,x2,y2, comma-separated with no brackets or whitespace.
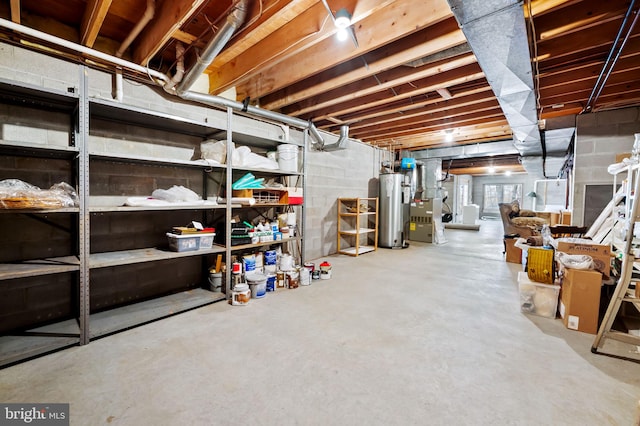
556,241,608,334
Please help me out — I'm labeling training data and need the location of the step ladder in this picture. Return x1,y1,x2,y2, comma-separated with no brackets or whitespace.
592,163,640,355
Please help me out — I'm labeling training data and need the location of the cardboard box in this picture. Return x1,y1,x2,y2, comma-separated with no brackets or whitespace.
558,268,602,334
557,241,611,277
504,238,522,264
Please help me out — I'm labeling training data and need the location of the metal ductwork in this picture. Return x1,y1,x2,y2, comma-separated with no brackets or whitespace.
447,0,542,154
311,125,348,151
176,0,247,94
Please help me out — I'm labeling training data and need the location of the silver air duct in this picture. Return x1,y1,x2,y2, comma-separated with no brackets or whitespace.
176,0,247,94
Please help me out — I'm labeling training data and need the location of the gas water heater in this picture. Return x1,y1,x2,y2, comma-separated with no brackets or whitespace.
378,172,411,248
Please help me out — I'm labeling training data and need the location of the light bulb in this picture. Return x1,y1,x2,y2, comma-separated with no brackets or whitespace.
337,28,349,41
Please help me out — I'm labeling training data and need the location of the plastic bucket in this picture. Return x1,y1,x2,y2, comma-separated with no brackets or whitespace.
280,254,294,271
247,273,267,298
277,144,298,172
208,272,222,292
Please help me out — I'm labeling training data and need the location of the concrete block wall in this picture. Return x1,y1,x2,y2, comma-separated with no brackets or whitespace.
304,141,390,261
574,107,640,226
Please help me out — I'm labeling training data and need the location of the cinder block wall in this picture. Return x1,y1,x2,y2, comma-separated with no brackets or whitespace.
574,108,640,226
305,142,390,261
1,42,387,263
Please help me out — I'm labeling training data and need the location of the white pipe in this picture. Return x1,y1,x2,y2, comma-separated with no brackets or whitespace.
113,68,123,102
115,0,155,58
0,17,169,85
163,42,185,93
0,16,329,144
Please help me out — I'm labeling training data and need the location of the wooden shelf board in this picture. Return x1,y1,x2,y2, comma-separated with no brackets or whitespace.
339,228,376,235
338,245,377,256
339,212,376,217
89,288,226,338
90,246,226,269
0,256,80,280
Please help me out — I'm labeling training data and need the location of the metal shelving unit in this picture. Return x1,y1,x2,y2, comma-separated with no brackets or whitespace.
0,71,84,366
0,68,307,367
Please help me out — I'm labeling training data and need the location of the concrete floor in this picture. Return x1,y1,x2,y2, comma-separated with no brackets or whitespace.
1,219,640,425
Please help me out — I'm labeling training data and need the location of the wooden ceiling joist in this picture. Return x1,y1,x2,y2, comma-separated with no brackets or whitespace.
10,0,20,24
80,0,112,47
230,0,454,100
133,0,207,65
258,18,467,111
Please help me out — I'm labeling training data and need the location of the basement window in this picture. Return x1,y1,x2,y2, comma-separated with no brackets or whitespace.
483,183,522,213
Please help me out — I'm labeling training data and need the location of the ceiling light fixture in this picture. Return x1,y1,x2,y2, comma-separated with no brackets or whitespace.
487,166,496,174
505,170,512,176
337,28,349,41
334,8,351,29
444,129,454,142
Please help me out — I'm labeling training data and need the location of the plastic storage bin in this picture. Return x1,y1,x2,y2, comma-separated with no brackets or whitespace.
517,271,560,318
166,233,200,252
199,233,215,249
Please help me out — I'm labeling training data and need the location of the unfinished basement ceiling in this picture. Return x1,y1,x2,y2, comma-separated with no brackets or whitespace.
0,0,639,176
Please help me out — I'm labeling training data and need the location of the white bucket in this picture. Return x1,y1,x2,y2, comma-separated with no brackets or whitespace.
277,144,298,172
246,273,267,299
280,254,294,271
286,212,296,227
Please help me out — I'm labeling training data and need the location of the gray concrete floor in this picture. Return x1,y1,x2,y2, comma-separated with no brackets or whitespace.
1,219,640,425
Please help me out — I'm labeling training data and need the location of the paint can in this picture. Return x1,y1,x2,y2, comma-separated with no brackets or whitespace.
264,250,277,265
230,283,251,306
266,274,276,292
287,271,299,289
319,261,332,280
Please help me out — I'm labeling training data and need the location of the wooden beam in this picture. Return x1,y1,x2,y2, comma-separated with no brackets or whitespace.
10,0,20,24
305,64,485,122
283,51,475,117
353,108,506,140
172,29,197,44
323,86,494,129
534,0,629,41
133,0,206,65
342,92,500,133
208,0,397,96
352,105,504,141
371,120,511,148
260,19,467,112
227,0,454,100
80,0,112,47
210,0,321,70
